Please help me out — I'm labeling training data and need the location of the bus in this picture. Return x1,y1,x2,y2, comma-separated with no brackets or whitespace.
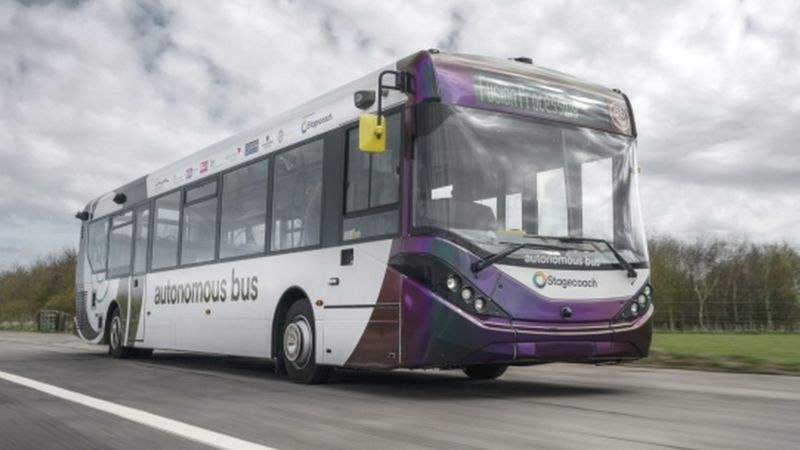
74,50,652,384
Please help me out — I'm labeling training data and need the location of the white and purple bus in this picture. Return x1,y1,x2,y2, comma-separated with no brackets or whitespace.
75,50,652,383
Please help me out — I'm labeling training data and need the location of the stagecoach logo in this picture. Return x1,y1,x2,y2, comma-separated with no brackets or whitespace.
301,113,333,134
532,271,547,288
532,271,599,290
244,139,259,156
608,101,631,134
153,269,259,305
277,129,284,143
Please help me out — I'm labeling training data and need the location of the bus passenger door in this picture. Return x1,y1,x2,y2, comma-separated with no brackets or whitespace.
128,204,150,344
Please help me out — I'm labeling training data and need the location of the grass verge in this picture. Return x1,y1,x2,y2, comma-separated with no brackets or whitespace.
637,332,800,375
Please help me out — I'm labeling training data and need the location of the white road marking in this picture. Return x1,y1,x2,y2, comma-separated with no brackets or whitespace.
0,370,277,450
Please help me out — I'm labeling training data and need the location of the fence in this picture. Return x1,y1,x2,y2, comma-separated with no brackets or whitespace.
0,311,74,332
37,310,73,333
0,313,37,331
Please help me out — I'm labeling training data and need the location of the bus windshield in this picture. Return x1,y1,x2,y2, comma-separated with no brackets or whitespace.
413,104,648,269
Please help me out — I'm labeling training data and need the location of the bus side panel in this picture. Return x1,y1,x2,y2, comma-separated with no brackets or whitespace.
317,240,394,366
75,221,102,342
342,265,402,369
138,240,392,361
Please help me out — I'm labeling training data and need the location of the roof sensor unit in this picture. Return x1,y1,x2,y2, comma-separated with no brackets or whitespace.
113,193,127,204
511,56,533,64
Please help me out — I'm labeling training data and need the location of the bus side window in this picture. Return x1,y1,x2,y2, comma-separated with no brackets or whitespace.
342,112,401,241
151,191,181,270
181,180,219,265
108,211,134,278
220,160,269,259
88,218,109,273
345,113,401,213
132,205,149,274
271,139,323,251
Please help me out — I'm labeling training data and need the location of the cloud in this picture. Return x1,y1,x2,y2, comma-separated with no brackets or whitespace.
0,0,798,270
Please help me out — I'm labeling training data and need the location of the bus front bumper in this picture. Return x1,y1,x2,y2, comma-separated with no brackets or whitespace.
400,279,653,368
460,310,653,366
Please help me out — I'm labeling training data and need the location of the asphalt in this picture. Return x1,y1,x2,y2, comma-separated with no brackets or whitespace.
0,332,798,450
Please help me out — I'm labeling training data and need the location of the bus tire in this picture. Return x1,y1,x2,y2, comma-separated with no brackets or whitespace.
462,364,508,380
282,300,331,384
107,308,136,359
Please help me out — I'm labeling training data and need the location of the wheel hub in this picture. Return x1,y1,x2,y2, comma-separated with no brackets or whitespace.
283,316,312,369
110,315,122,350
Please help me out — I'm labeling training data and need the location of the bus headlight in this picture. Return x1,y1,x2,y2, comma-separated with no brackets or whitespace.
446,275,461,292
614,284,653,321
388,253,510,319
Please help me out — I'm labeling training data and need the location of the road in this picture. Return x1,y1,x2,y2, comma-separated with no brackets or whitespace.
0,332,798,450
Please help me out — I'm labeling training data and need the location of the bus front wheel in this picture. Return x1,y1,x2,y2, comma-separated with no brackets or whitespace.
282,300,332,384
462,364,508,380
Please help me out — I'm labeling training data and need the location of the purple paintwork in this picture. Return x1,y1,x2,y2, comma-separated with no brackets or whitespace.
401,51,632,136
394,235,627,323
386,51,650,368
391,235,652,367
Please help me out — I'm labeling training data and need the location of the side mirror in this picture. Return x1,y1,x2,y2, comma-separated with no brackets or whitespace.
358,114,386,153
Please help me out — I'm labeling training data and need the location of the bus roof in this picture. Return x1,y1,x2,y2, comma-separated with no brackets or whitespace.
85,50,633,220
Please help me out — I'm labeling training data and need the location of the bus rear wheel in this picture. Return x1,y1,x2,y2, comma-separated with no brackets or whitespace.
282,300,332,384
462,364,508,380
108,308,136,359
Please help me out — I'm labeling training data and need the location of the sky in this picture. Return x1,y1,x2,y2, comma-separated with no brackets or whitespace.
1,0,799,270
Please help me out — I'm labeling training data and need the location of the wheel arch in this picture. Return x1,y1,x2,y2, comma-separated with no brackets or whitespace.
271,286,311,359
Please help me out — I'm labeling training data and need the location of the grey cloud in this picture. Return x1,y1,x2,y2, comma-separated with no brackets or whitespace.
437,9,465,52
0,0,798,271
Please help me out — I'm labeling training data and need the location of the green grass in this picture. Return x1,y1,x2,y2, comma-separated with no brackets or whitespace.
0,321,37,332
641,332,800,374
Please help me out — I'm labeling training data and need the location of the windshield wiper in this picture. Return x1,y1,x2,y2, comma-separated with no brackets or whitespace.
471,242,572,273
470,236,638,279
546,236,638,279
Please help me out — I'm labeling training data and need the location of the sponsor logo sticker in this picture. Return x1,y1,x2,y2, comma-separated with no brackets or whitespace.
300,113,333,134
277,129,284,143
199,160,209,173
261,134,273,150
244,139,259,156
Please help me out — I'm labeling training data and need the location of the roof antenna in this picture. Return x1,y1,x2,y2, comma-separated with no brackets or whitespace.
510,56,533,64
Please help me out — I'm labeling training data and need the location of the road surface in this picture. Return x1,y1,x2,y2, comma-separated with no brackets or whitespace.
0,332,798,449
